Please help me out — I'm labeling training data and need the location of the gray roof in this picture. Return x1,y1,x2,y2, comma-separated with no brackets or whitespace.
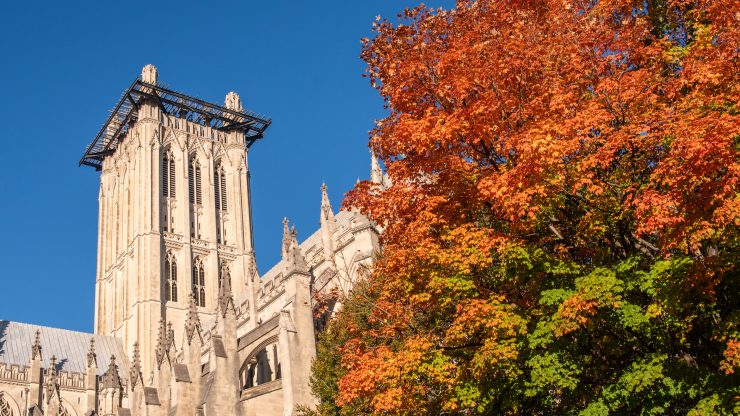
0,320,129,377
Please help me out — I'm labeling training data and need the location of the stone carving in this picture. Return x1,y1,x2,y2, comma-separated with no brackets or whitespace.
31,330,41,360
86,339,96,368
129,342,143,389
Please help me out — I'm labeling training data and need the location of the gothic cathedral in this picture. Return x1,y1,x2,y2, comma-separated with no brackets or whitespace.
0,65,384,416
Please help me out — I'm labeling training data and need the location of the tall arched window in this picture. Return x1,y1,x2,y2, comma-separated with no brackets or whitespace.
214,163,227,244
164,252,178,302
192,257,206,307
0,392,14,416
189,157,203,239
188,158,202,205
162,150,176,198
162,150,176,233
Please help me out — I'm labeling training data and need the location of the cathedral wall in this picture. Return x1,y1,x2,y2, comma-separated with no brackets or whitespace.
240,384,283,416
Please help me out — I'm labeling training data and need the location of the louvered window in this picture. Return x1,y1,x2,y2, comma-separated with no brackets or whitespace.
214,165,227,212
162,152,176,198
189,160,202,205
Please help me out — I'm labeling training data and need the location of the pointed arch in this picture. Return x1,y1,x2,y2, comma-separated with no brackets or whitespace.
0,391,17,416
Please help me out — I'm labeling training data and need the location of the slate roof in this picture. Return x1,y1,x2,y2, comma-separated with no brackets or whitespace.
0,320,129,377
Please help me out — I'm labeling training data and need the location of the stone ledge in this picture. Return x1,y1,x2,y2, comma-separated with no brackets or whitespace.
240,379,282,400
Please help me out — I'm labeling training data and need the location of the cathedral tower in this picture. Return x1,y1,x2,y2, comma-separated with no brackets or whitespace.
80,65,271,376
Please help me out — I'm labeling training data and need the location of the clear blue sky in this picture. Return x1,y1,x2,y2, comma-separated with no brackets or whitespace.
0,0,452,332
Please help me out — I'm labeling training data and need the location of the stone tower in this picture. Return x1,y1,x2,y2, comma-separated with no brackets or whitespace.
82,65,271,377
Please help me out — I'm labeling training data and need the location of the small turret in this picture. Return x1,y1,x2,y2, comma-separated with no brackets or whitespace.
85,338,97,414
320,183,337,263
141,64,158,85
224,91,244,112
100,356,122,416
370,149,383,185
28,330,42,409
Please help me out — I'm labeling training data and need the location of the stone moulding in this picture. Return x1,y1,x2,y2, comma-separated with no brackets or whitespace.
240,379,281,400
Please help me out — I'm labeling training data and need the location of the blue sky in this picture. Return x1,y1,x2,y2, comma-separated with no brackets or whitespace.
0,0,453,332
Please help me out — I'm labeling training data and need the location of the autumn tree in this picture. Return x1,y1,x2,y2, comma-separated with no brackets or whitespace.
310,0,739,414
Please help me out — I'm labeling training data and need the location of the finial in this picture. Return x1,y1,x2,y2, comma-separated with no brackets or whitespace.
286,225,308,274
185,294,202,344
31,330,42,360
102,355,121,389
224,91,243,112
155,318,167,366
130,342,143,389
217,264,235,317
167,322,176,349
281,218,291,260
87,338,97,367
371,148,383,184
44,355,59,403
142,64,158,85
320,182,335,223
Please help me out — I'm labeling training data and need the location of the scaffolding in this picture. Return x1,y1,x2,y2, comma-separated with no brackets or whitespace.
80,78,272,170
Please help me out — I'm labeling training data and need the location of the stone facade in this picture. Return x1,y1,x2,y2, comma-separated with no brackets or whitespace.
0,65,384,416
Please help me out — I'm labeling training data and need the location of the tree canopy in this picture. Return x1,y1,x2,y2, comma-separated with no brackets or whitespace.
309,0,739,414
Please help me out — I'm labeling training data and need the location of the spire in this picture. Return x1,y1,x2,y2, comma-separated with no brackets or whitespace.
320,183,335,223
155,318,167,366
130,342,143,389
370,148,383,185
102,355,122,389
31,330,42,360
87,338,97,368
218,264,236,317
286,226,308,274
45,355,60,403
281,217,291,260
185,294,202,344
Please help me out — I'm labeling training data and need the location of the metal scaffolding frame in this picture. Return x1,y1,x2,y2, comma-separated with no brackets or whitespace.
80,78,272,170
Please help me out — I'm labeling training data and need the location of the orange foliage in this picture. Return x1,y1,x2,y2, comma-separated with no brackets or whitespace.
331,0,739,413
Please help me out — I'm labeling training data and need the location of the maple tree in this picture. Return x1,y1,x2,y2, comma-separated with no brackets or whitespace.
307,0,739,414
